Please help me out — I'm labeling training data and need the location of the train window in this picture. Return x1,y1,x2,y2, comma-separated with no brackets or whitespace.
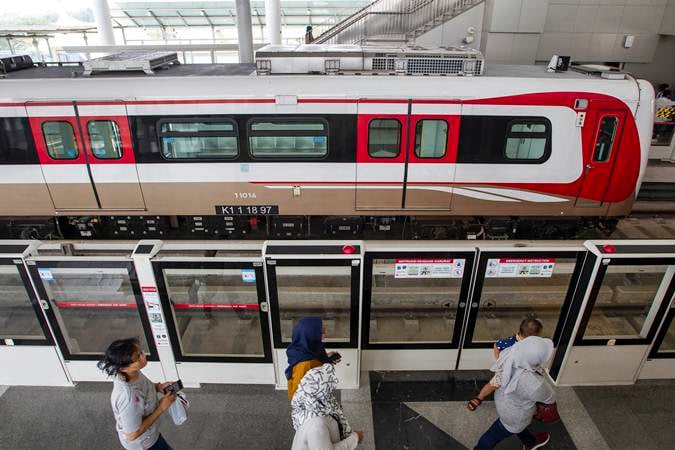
368,119,401,158
42,121,78,160
504,121,548,160
87,120,122,159
414,119,447,158
593,116,618,162
248,118,328,158
0,117,37,164
158,119,238,159
458,116,551,164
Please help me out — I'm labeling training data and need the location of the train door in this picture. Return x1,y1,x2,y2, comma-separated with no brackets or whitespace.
355,100,408,210
458,247,586,370
0,243,70,386
403,101,459,210
152,260,274,384
360,245,475,370
76,102,146,209
26,101,145,211
26,102,99,209
575,108,627,208
264,242,361,389
27,257,162,382
552,241,675,385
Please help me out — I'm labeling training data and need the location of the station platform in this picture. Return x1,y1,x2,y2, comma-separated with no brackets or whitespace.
1,371,673,450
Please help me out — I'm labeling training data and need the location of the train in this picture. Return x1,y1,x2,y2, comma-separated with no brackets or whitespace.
0,46,655,240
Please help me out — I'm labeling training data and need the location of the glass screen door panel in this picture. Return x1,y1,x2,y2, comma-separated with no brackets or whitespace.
472,258,578,343
275,266,351,344
583,265,669,340
0,265,46,341
656,312,675,353
39,266,151,356
369,258,463,344
161,268,265,357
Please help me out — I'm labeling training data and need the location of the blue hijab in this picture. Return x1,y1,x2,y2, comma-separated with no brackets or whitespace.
285,317,329,380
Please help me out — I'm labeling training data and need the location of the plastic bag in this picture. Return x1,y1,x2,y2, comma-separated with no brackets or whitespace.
168,393,189,426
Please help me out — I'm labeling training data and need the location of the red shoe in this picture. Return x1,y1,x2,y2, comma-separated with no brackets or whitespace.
524,432,550,450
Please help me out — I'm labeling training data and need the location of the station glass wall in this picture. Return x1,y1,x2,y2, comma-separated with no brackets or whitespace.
584,265,669,339
161,268,264,357
0,265,45,340
39,267,150,355
473,258,578,342
274,266,351,344
368,258,463,344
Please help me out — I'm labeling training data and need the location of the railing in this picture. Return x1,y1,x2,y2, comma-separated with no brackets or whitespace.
314,0,482,45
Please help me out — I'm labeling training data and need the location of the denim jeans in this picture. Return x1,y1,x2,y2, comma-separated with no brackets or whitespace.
148,434,173,450
474,418,536,450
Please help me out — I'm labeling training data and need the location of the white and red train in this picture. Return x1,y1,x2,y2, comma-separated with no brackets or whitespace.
0,54,655,239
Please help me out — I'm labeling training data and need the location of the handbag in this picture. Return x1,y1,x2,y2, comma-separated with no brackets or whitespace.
168,393,190,426
533,401,560,424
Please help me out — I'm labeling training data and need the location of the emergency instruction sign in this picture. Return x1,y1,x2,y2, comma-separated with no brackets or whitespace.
394,258,465,278
485,258,556,278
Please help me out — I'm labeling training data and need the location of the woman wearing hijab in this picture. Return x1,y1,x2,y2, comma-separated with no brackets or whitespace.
474,336,556,450
286,317,337,400
291,363,364,450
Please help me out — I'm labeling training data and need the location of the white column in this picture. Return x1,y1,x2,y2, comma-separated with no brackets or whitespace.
92,0,115,45
264,0,282,45
236,0,255,63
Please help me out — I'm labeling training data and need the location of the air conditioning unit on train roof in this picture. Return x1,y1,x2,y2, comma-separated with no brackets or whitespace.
254,44,484,76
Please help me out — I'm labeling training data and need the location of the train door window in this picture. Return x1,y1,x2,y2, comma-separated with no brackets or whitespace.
368,119,401,158
160,268,265,357
368,258,463,344
249,119,328,158
504,121,549,160
593,116,618,162
42,121,78,160
274,265,351,343
0,265,46,341
158,119,238,159
87,120,122,159
414,119,447,158
38,265,151,356
581,265,668,341
472,257,579,343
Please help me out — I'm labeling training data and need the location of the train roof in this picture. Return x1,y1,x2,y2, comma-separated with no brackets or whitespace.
0,62,618,81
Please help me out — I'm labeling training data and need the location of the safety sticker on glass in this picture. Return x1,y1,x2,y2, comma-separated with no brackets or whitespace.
38,268,53,280
241,269,256,283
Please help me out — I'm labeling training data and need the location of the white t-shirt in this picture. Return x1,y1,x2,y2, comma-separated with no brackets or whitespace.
111,373,161,450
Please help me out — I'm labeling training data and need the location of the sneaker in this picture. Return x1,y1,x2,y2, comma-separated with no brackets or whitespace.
523,432,550,450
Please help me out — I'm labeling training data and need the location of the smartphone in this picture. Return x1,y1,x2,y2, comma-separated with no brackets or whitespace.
165,379,183,394
327,352,342,363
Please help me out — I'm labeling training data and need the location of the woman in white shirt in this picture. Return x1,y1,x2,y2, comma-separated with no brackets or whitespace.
98,338,177,450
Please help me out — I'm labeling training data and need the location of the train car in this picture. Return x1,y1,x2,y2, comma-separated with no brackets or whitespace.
0,46,654,240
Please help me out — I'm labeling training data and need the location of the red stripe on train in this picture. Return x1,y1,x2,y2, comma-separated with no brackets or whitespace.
172,303,259,310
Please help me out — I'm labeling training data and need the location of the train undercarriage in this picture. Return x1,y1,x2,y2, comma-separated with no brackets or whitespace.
0,214,618,241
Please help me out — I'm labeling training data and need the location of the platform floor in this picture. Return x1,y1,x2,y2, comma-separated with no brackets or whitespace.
0,373,673,450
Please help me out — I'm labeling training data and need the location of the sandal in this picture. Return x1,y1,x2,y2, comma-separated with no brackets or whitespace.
467,397,482,411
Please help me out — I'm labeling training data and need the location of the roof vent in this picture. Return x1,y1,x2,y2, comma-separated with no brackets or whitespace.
255,44,484,76
82,51,179,76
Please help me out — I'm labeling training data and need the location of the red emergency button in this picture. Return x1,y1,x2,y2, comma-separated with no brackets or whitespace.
341,245,357,254
601,244,616,253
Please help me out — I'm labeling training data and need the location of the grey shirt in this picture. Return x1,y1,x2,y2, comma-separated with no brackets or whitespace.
494,371,555,433
111,373,161,450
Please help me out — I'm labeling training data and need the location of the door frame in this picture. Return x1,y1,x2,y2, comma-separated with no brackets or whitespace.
28,259,159,362
152,259,272,363
361,250,475,350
